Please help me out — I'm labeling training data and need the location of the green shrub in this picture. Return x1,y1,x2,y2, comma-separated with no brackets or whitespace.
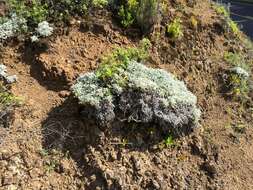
96,38,151,81
0,90,21,107
228,20,240,36
223,52,251,100
118,5,135,28
166,18,183,39
118,0,159,32
135,0,158,32
224,52,249,71
226,67,250,99
224,52,243,66
8,0,48,25
92,0,108,8
44,0,88,22
213,4,229,17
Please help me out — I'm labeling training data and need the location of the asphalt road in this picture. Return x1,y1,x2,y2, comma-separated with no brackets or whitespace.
223,0,253,38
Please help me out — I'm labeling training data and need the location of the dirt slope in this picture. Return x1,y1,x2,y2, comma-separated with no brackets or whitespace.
0,0,253,190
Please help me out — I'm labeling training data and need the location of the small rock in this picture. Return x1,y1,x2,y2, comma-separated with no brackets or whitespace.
200,161,217,179
58,90,70,98
59,159,71,173
131,156,142,171
109,151,117,162
2,173,15,186
6,184,17,190
90,174,97,182
151,179,160,189
29,168,43,177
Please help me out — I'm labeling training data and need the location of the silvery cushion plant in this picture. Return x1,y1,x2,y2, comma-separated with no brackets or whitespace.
36,21,53,37
0,14,27,41
0,64,18,84
72,61,201,135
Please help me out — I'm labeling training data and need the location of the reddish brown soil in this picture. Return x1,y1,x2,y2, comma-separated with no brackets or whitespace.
0,1,253,190
37,26,132,86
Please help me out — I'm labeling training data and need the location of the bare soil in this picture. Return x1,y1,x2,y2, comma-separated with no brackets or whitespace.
0,1,253,190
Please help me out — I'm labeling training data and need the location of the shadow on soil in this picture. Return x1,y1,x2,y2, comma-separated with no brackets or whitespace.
19,41,70,92
40,95,219,189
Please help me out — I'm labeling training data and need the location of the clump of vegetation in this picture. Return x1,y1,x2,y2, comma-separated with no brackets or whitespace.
8,0,48,25
96,38,151,81
0,13,27,41
228,20,240,36
92,0,108,8
190,16,198,29
36,21,53,37
30,20,54,42
117,0,159,32
0,64,18,84
1,0,110,42
223,52,251,100
225,67,250,99
213,3,229,17
166,18,183,39
213,3,240,37
224,52,248,68
164,135,174,147
72,39,201,135
0,84,21,128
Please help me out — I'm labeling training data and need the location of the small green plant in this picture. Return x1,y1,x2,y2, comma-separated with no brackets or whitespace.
190,16,198,29
118,0,158,32
213,4,229,17
224,52,247,67
0,84,22,128
232,124,246,134
164,135,174,147
92,0,108,8
8,0,48,25
226,71,249,99
118,5,135,28
39,149,49,157
223,51,251,101
96,38,151,81
0,85,22,107
166,18,183,39
228,20,240,36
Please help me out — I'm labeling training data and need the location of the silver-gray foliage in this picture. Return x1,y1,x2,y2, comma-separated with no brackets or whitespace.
229,66,249,79
72,61,201,134
0,64,18,84
36,21,53,37
0,14,27,41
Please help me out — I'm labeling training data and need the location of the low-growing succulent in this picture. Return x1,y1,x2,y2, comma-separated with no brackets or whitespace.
72,61,201,135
